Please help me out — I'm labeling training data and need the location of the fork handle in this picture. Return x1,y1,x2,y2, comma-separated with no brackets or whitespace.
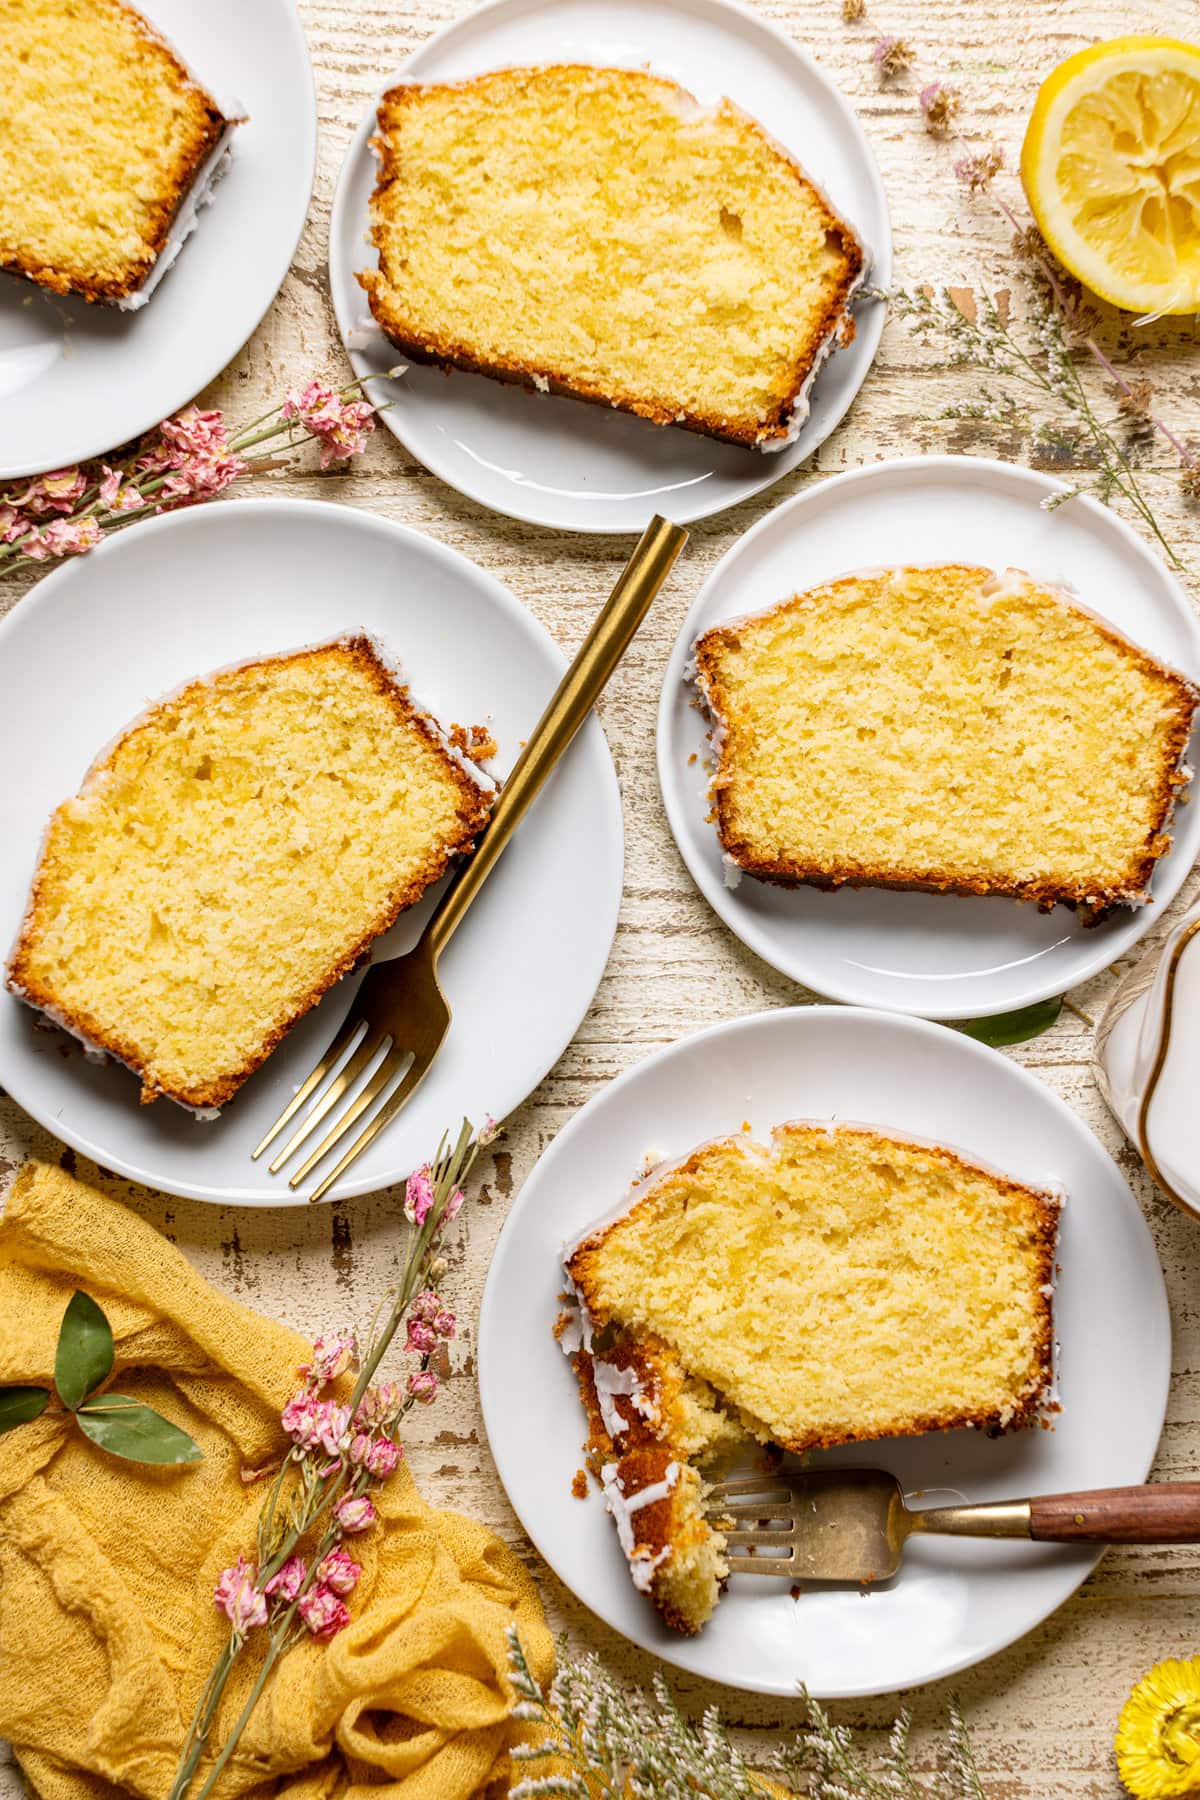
912,1484,1200,1542
1029,1485,1200,1542
427,515,689,959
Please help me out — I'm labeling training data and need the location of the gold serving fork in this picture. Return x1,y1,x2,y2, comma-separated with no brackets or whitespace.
709,1468,1200,1582
252,515,689,1202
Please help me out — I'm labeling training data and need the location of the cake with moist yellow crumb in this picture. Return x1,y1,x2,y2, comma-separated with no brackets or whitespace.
560,1122,1059,1632
0,0,241,307
358,63,866,450
692,564,1200,921
6,636,493,1111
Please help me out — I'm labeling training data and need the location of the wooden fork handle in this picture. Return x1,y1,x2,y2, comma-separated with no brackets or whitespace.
1029,1484,1200,1542
427,515,688,958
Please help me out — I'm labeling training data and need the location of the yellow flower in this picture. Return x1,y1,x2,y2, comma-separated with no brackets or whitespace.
1118,1659,1200,1798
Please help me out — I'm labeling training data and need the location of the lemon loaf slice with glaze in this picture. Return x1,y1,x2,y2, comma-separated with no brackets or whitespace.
693,564,1200,920
358,64,865,450
557,1312,753,1633
7,637,493,1110
0,0,240,306
561,1122,1059,1632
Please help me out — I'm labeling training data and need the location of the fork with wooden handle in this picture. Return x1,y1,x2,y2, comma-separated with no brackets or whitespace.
709,1469,1200,1582
251,514,689,1202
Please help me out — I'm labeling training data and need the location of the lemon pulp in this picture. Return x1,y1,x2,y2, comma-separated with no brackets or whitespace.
1022,36,1200,314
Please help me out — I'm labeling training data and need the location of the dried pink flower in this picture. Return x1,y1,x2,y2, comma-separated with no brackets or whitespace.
297,1584,350,1641
281,1393,351,1457
281,379,375,468
317,1545,362,1597
21,516,103,561
300,1333,358,1387
38,468,88,512
442,1187,465,1223
214,1557,268,1634
264,1555,307,1602
433,1308,456,1341
354,1380,401,1427
408,1290,441,1323
365,1435,402,1478
478,1115,500,1145
954,147,1005,193
1182,456,1200,500
404,1164,435,1225
334,1494,377,1534
406,1319,437,1355
919,81,959,133
407,1368,439,1404
347,1429,374,1466
872,35,913,80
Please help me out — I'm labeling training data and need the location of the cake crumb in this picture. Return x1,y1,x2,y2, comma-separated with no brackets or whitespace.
448,721,498,761
687,751,697,765
571,1468,589,1499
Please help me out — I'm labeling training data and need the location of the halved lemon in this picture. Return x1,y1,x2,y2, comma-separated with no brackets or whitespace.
1021,35,1200,315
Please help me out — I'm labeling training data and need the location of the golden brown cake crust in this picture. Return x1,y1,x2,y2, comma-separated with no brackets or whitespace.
567,1124,1059,1453
1,0,231,303
357,64,864,451
693,567,1200,923
6,636,493,1109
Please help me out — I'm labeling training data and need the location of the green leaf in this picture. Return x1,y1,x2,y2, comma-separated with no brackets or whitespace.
0,1385,50,1436
958,995,1064,1047
75,1394,203,1465
54,1291,114,1410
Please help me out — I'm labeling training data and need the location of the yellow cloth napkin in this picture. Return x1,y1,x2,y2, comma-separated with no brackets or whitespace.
0,1159,553,1800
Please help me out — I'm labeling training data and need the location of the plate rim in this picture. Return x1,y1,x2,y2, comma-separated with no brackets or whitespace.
326,0,893,534
0,495,625,1205
655,453,1200,1018
477,1001,1171,1697
0,0,319,482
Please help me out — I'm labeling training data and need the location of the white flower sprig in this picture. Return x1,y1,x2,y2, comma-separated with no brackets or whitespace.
505,1631,987,1799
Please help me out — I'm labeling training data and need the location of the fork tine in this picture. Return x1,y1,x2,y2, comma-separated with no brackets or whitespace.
708,1477,795,1501
288,1046,412,1191
306,1046,440,1203
725,1555,797,1576
251,1012,366,1160
266,1030,390,1174
706,1501,795,1520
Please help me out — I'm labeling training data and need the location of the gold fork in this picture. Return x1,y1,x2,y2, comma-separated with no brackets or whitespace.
252,515,689,1201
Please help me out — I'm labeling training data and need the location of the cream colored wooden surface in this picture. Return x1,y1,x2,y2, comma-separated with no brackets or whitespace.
3,0,1200,1790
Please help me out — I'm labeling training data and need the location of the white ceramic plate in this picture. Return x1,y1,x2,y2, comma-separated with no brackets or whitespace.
478,1005,1170,1697
0,500,623,1205
327,0,891,533
0,0,316,480
657,456,1200,1019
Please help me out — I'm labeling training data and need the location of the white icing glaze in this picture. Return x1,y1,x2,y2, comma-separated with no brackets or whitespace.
601,1459,680,1590
115,110,242,310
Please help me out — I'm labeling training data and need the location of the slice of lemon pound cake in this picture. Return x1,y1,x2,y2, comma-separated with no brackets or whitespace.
0,0,239,305
693,564,1200,919
562,1123,1059,1632
7,637,493,1110
358,64,865,450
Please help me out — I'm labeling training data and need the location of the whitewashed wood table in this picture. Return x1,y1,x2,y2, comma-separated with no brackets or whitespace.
3,0,1200,1790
